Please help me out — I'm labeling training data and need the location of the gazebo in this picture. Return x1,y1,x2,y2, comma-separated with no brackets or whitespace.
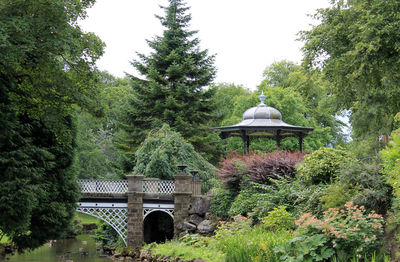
214,92,314,154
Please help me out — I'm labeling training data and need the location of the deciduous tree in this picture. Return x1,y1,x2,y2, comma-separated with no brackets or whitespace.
300,0,400,144
0,0,104,250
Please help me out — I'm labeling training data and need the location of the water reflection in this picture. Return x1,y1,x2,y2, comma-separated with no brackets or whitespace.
3,235,110,262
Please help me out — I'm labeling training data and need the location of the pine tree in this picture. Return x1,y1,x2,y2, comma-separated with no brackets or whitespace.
121,0,218,170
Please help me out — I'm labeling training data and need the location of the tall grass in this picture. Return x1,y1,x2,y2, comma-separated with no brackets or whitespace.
332,251,390,262
215,226,292,262
145,239,225,262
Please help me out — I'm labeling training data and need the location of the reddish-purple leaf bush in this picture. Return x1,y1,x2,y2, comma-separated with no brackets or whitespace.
217,151,305,192
216,152,247,194
246,151,305,184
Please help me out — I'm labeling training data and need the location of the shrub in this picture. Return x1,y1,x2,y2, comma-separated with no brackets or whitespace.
210,188,235,219
275,202,384,261
250,179,299,223
250,179,327,222
216,153,247,194
321,183,356,210
245,151,305,185
261,206,295,231
228,189,260,217
337,161,392,215
133,124,216,192
380,113,400,204
217,151,305,193
297,146,356,185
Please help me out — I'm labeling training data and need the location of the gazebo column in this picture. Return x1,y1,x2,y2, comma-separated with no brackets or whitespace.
276,130,281,150
246,135,250,154
298,135,304,152
241,131,248,155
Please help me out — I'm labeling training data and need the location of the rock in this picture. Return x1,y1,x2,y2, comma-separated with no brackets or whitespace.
197,220,215,234
205,212,212,220
82,223,97,233
177,221,197,232
140,249,151,260
189,214,204,226
189,197,211,216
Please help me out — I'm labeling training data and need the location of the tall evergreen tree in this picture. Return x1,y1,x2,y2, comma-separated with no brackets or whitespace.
121,0,217,170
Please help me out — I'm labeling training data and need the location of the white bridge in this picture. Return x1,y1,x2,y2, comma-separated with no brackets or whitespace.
76,177,202,245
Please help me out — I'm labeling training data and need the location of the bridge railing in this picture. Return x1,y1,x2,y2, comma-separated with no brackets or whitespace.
143,178,175,194
78,177,200,195
78,179,128,194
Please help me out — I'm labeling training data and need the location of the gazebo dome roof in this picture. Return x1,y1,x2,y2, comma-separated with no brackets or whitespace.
213,90,314,154
242,92,282,120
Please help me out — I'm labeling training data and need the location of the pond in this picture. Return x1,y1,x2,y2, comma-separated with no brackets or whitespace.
2,234,111,262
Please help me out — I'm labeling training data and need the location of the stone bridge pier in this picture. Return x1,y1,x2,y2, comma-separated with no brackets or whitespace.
127,171,195,247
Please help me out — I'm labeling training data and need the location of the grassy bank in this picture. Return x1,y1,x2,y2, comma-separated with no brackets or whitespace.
144,218,292,262
75,212,101,225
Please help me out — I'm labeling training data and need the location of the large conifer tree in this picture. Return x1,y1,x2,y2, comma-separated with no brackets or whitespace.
121,0,217,169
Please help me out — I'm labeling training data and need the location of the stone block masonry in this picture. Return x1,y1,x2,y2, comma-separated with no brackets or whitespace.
127,175,144,247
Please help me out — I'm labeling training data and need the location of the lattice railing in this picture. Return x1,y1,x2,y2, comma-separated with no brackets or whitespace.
78,179,128,194
143,179,175,194
76,204,127,246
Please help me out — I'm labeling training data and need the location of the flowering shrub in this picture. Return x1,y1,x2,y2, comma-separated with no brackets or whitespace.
275,201,384,261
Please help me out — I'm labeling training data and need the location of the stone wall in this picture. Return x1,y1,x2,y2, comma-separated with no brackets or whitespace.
126,173,213,247
127,175,144,247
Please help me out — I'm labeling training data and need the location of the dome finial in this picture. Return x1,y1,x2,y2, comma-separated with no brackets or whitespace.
259,91,266,105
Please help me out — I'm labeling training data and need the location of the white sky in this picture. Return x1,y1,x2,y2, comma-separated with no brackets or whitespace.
80,0,330,90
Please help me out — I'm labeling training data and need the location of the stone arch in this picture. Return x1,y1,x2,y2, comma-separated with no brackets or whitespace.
143,208,174,220
143,210,174,244
76,206,127,246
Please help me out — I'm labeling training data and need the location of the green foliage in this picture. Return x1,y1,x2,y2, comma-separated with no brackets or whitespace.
228,189,260,217
261,206,295,231
212,83,251,125
145,238,225,262
95,221,121,248
215,216,292,262
210,188,235,219
179,233,210,248
0,0,103,250
0,113,80,250
337,160,391,215
297,147,356,185
321,183,357,210
133,124,215,191
301,0,400,143
380,113,400,202
276,202,384,261
250,179,304,223
75,74,131,179
0,0,104,141
122,0,219,167
275,234,334,262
